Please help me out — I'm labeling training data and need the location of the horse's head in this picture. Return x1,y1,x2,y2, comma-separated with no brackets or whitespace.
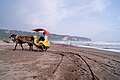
9,34,17,42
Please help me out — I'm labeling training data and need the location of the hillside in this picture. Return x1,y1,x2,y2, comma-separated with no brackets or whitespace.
0,29,91,41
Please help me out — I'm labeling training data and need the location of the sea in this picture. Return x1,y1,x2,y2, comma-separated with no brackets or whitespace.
52,41,120,53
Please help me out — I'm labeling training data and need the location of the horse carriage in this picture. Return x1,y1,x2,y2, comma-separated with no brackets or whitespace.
32,28,50,51
9,28,50,51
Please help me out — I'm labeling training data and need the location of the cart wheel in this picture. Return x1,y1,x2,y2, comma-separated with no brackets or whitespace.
44,47,47,51
41,46,44,52
42,45,47,51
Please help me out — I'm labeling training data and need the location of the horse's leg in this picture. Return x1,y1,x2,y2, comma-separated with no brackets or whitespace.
29,45,32,51
30,45,33,51
20,43,24,50
28,43,33,51
32,45,33,51
13,43,18,51
28,43,31,51
30,44,33,51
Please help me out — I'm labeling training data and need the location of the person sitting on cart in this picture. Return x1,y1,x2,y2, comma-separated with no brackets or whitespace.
37,32,45,43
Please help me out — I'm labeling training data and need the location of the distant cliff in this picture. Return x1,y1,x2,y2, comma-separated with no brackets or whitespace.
48,34,91,41
0,29,91,41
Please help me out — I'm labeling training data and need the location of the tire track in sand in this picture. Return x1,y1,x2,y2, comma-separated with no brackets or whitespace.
82,55,120,79
48,50,98,80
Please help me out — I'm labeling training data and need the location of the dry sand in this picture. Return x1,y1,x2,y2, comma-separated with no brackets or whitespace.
0,43,120,80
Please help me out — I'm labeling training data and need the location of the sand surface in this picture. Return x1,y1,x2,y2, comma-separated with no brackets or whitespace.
0,43,120,80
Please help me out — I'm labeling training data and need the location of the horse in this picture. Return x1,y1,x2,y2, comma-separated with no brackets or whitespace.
9,34,34,51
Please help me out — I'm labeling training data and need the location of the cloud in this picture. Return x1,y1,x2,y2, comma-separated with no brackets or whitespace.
51,0,110,32
60,0,108,16
2,0,116,41
15,0,68,28
14,0,109,28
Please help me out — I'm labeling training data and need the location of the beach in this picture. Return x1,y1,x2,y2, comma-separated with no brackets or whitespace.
0,43,120,80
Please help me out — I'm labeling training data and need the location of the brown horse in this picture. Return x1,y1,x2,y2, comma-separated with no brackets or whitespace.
9,34,34,51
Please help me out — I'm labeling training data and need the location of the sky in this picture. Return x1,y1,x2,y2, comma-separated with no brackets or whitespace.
0,0,120,41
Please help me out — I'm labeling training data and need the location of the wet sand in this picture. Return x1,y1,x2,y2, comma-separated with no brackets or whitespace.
0,43,120,80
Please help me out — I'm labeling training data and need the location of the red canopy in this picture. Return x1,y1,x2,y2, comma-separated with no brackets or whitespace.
32,28,50,34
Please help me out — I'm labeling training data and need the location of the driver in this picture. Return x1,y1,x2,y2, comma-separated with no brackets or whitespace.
37,32,45,42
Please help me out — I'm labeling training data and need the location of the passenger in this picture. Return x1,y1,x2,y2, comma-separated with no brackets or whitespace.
37,32,45,42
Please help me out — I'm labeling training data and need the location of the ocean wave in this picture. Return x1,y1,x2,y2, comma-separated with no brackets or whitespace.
52,41,120,53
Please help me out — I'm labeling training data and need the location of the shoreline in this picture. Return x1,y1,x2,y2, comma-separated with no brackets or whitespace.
1,40,120,53
77,45,120,53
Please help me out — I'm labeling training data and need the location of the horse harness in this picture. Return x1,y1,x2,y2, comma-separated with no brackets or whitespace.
10,34,20,42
